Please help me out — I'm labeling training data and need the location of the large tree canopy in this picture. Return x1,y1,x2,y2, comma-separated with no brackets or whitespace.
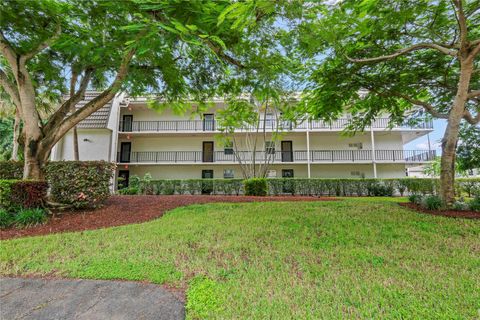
292,0,480,204
0,0,272,179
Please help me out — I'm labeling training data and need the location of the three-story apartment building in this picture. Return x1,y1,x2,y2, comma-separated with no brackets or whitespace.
50,92,435,188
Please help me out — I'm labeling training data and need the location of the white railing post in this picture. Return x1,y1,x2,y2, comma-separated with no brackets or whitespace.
370,127,377,178
306,123,311,178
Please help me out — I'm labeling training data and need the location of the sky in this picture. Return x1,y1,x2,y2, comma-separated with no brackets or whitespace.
405,119,446,154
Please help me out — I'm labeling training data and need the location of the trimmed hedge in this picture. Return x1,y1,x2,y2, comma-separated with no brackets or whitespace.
0,180,48,211
244,178,268,196
0,161,23,179
1,161,116,208
11,181,48,208
121,175,244,195
45,161,116,208
123,177,480,197
0,180,16,209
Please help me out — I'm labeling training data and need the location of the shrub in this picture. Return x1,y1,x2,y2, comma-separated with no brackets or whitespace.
0,161,23,179
118,187,139,195
422,195,443,210
0,180,16,209
469,197,480,212
408,194,423,205
0,180,47,211
452,201,468,211
367,181,394,196
14,208,48,228
11,181,48,208
0,208,14,229
244,178,268,196
45,161,115,208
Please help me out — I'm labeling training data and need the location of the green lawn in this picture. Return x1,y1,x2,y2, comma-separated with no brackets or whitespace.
1,198,479,319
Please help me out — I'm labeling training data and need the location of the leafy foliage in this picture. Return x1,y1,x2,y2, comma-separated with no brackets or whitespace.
469,196,480,212
13,208,47,228
0,180,47,211
122,177,480,198
244,178,268,196
422,195,443,211
0,161,23,179
457,124,480,172
0,179,16,209
0,208,14,228
45,161,115,208
10,181,48,209
0,118,13,160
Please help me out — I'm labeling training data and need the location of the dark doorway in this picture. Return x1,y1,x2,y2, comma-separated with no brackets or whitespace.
120,142,131,163
281,141,293,162
203,114,215,131
203,141,214,162
201,169,214,194
123,115,133,132
282,169,294,194
118,170,130,189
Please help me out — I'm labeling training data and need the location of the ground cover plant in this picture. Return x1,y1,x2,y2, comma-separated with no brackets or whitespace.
1,198,478,319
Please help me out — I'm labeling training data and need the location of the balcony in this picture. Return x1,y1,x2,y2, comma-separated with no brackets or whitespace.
117,150,435,164
118,118,433,133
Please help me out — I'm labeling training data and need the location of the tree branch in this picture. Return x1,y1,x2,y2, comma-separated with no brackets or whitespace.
20,23,61,63
467,42,480,61
0,30,19,71
204,39,245,68
347,43,458,63
452,0,468,47
43,67,94,134
463,109,480,125
467,89,480,99
0,68,21,108
49,48,135,146
370,87,449,119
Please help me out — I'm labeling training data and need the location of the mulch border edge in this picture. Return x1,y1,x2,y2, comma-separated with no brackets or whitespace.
399,202,480,219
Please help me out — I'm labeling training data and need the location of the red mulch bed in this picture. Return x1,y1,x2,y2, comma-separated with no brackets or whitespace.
0,195,336,240
399,202,480,219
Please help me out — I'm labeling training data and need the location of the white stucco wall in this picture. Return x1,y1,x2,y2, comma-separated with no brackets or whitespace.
118,163,406,180
118,131,405,153
59,129,112,161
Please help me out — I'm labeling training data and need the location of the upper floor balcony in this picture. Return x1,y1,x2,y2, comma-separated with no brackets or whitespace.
117,149,435,165
118,118,433,134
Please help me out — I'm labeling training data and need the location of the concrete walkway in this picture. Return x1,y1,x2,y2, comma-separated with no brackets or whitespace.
0,278,184,320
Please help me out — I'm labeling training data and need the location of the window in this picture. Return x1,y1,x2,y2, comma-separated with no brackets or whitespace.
351,171,365,178
265,141,275,154
224,141,234,155
348,142,363,150
267,170,277,178
224,169,234,179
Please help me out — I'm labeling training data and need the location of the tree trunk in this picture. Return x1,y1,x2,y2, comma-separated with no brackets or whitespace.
73,126,79,160
24,141,45,180
10,109,20,161
439,59,473,206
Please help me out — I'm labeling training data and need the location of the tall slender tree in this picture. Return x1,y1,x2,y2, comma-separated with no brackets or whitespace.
294,0,480,205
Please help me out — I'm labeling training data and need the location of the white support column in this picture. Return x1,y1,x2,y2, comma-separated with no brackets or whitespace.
370,127,377,178
108,92,126,192
306,121,311,178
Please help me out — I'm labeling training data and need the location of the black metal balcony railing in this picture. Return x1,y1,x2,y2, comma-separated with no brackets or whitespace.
119,118,433,133
117,150,436,164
